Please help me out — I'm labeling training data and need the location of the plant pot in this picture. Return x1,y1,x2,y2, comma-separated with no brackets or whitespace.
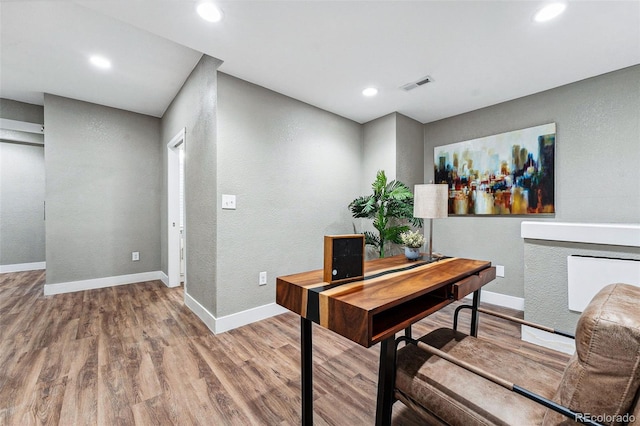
404,247,421,260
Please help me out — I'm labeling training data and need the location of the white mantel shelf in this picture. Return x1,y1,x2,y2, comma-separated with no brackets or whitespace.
521,221,640,248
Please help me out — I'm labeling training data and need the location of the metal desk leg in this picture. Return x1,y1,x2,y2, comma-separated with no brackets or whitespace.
301,317,313,425
470,289,481,337
404,326,412,339
375,337,396,426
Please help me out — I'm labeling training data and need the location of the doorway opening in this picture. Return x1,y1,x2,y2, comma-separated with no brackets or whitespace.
167,128,186,289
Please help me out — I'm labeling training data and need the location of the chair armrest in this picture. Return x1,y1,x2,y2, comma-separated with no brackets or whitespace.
478,307,576,339
453,305,575,339
397,336,602,426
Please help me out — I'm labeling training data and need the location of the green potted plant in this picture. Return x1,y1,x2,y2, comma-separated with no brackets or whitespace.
400,230,425,260
349,170,422,258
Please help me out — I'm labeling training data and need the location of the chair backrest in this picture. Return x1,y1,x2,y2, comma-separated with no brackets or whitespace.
543,283,640,426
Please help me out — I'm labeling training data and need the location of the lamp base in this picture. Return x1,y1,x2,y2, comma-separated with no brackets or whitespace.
426,252,445,262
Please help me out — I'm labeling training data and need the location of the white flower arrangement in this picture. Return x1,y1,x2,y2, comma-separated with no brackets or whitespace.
400,230,425,248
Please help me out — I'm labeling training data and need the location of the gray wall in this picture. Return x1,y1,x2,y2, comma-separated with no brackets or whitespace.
396,113,424,191
361,111,425,189
44,95,161,284
0,98,44,123
423,65,640,305
161,55,221,314
0,142,45,265
0,98,44,145
0,99,45,266
362,113,396,189
216,72,363,317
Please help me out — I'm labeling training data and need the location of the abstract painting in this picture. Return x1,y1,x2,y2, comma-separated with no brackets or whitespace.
434,123,555,216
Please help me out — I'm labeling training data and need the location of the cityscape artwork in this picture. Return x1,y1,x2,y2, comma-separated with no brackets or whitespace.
434,123,555,216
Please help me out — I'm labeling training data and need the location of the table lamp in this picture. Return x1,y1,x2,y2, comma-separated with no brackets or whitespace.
413,183,448,260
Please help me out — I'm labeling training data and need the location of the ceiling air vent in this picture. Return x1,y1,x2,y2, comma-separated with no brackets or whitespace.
400,75,433,91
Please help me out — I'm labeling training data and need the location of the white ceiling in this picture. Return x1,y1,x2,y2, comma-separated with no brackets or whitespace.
1,1,639,124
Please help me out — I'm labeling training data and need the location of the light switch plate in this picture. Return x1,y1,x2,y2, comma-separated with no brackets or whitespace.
222,194,236,210
496,265,505,277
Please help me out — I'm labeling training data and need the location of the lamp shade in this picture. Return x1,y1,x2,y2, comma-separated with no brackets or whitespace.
413,184,448,219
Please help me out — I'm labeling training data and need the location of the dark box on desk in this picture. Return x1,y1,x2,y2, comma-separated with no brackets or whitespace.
323,234,365,284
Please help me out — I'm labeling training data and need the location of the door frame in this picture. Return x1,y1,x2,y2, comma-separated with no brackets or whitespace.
167,128,185,288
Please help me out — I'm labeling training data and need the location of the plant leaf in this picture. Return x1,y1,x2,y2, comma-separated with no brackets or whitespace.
349,195,376,218
372,170,387,196
384,225,410,244
386,179,413,201
349,169,423,257
363,231,380,248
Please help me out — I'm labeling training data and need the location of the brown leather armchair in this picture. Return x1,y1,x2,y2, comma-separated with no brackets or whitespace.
394,283,640,426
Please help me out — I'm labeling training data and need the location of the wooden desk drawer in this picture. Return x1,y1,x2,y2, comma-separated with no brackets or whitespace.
451,266,496,300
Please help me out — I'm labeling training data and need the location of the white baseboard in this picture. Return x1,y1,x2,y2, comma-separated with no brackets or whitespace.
521,325,575,355
215,303,288,334
463,289,525,311
43,270,164,295
159,271,170,287
184,291,217,333
0,261,46,273
183,291,288,334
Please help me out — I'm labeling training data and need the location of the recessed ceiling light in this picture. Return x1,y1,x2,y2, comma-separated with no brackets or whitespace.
197,2,223,22
534,3,566,22
89,55,111,70
362,87,378,97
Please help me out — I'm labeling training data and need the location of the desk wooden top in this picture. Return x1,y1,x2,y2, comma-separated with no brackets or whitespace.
276,255,495,347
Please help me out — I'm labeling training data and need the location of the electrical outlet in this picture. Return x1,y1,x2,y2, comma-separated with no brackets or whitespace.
132,251,140,261
222,194,236,210
496,265,505,277
259,271,267,286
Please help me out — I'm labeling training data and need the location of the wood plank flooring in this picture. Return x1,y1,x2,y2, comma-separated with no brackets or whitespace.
0,270,570,425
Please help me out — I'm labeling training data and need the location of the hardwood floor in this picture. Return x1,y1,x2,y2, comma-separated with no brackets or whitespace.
0,270,570,425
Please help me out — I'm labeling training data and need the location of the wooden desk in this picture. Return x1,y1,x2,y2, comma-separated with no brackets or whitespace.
276,255,496,425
